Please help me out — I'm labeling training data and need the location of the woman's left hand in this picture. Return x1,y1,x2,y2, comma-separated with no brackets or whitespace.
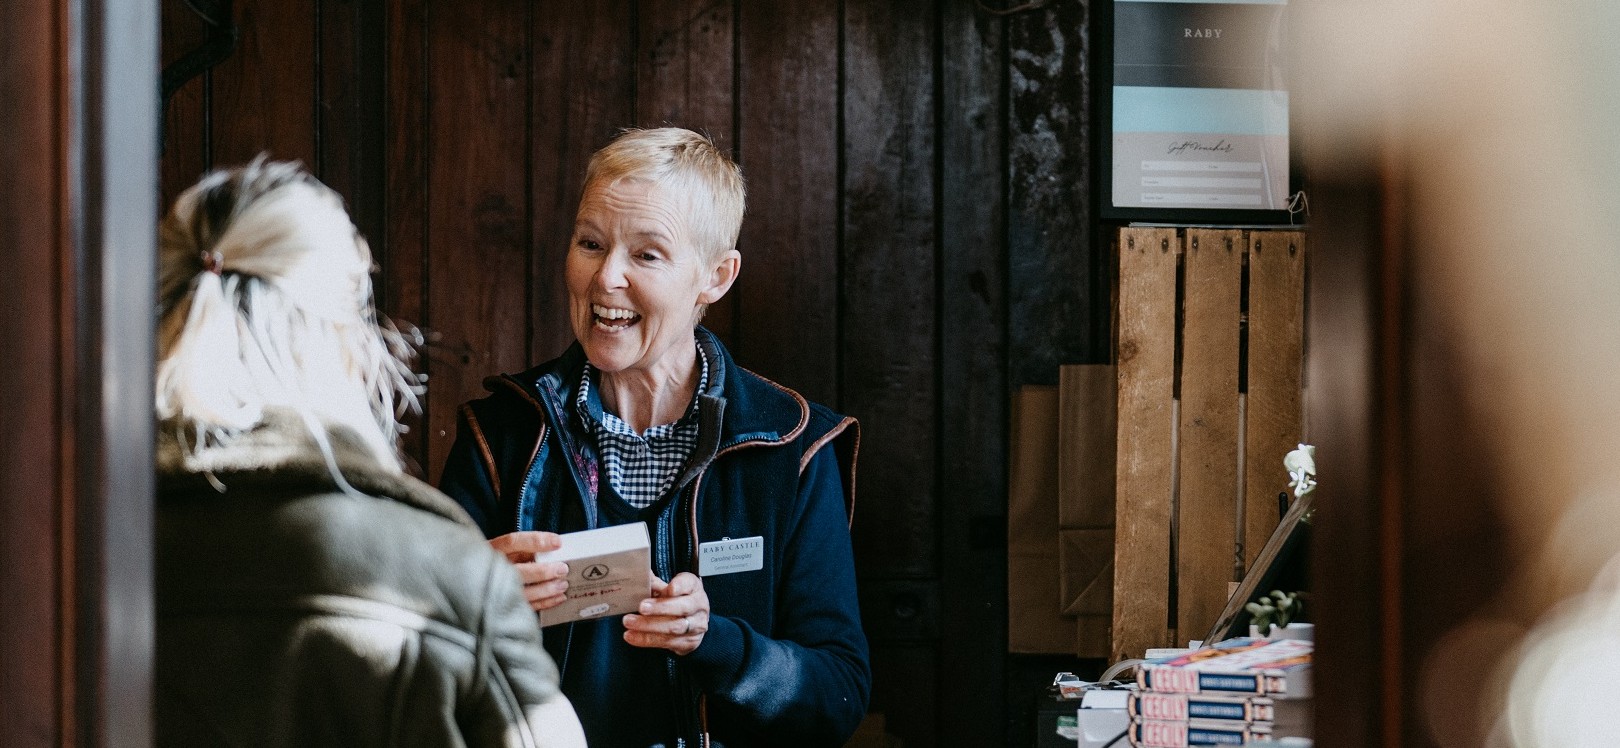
623,571,709,655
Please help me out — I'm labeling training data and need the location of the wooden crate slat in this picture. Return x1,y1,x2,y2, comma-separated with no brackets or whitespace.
1177,228,1244,638
1113,227,1179,661
1243,231,1307,567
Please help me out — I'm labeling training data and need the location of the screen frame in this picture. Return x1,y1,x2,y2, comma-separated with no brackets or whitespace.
1097,0,1304,226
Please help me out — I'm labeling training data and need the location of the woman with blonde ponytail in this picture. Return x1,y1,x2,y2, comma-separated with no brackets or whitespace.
155,156,411,468
153,158,585,748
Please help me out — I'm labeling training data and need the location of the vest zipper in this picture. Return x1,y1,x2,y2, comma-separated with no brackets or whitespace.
513,423,549,531
514,424,575,678
676,475,703,748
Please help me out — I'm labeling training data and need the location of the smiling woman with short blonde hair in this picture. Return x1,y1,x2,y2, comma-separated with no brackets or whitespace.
441,127,872,747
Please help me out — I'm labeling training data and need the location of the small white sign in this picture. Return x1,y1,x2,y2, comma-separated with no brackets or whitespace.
698,536,765,576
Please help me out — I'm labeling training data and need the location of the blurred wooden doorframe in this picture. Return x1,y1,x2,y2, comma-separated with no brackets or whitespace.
0,0,158,745
1303,157,1415,747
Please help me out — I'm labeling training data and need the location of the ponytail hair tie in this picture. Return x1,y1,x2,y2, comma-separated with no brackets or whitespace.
200,250,224,275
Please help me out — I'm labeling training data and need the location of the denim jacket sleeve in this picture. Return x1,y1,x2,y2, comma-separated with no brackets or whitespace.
680,446,872,746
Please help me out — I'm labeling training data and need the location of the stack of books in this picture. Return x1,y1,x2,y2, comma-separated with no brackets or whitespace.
1126,637,1312,747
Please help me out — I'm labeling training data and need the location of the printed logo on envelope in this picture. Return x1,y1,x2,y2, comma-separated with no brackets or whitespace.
698,536,765,576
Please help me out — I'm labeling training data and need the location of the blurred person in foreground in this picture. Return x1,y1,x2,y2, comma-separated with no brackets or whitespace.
439,127,870,747
153,157,586,748
1300,2,1620,746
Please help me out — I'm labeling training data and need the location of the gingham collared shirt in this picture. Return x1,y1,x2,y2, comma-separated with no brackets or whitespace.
577,346,709,509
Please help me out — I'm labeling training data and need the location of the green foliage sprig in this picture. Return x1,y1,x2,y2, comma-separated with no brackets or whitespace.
1244,589,1303,634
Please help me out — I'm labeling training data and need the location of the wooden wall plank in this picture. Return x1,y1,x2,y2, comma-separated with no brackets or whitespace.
1243,231,1305,567
529,2,636,369
636,0,738,346
1007,0,1099,387
383,0,429,471
938,0,1009,742
1113,227,1178,661
421,0,533,478
159,0,208,207
843,0,936,580
317,0,385,255
868,645,938,748
210,0,317,165
857,578,940,643
0,1,66,738
735,0,839,403
841,0,942,722
636,0,734,131
1177,228,1243,639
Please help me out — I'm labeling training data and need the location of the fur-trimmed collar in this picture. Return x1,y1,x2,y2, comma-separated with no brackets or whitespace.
156,409,475,528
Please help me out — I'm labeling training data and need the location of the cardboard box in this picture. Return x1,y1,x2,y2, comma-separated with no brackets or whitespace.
1057,365,1118,660
1007,386,1072,654
533,522,652,627
1057,365,1117,530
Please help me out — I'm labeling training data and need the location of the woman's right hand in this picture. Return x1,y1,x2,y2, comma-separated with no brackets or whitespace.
489,531,570,612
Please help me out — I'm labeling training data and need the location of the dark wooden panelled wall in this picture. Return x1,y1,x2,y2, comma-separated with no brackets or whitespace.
161,0,1106,744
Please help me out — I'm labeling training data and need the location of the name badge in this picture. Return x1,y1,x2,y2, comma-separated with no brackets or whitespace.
698,536,765,576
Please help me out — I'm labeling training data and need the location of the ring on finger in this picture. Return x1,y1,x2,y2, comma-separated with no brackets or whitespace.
678,616,691,635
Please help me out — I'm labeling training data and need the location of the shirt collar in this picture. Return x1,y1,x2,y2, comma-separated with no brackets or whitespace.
575,342,712,433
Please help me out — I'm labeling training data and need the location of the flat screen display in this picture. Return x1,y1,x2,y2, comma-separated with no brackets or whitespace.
1107,0,1291,222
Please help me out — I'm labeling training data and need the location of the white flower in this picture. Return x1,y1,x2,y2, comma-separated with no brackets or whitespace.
1284,443,1317,498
